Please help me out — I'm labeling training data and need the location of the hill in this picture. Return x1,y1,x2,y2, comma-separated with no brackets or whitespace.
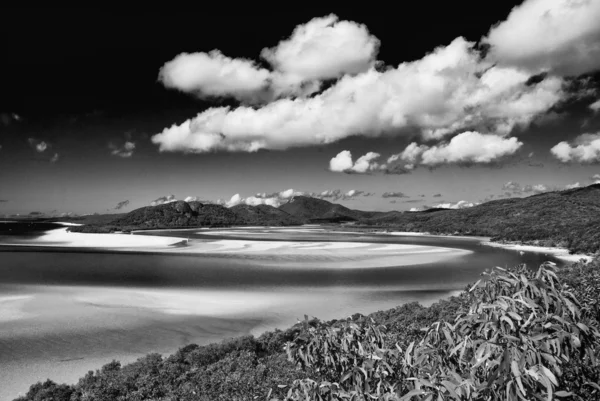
229,204,303,226
278,196,381,223
361,183,600,254
69,201,302,232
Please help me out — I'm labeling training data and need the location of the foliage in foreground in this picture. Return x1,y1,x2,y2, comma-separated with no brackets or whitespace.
282,263,600,400
15,260,600,401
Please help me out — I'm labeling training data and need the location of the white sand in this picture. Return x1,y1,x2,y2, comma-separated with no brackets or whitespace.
55,222,84,227
482,241,593,262
1,227,472,269
0,295,34,322
5,227,188,248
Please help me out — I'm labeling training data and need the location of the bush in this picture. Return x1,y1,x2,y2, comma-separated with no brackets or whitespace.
281,263,600,400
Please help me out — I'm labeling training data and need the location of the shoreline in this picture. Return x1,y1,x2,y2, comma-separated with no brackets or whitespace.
0,227,472,269
482,241,593,263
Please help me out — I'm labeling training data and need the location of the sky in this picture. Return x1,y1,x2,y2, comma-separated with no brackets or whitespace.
1,4,600,216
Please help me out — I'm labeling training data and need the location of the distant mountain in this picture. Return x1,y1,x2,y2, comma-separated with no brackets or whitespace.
69,201,302,232
278,196,381,223
362,184,600,254
64,185,600,255
230,204,303,226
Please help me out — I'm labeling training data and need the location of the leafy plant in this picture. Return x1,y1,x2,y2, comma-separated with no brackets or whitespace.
280,263,600,400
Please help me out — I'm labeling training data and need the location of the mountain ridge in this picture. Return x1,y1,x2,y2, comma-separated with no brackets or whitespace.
65,184,600,254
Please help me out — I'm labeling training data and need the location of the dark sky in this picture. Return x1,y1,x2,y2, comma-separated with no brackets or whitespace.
1,5,599,216
2,6,520,115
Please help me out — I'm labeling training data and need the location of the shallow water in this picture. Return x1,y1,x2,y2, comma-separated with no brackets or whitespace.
0,225,563,400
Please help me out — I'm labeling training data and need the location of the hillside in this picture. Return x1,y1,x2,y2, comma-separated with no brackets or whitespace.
362,184,600,254
278,196,381,223
69,201,301,232
230,204,303,226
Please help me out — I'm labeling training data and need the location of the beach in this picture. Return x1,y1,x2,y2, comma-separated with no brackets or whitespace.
2,227,473,269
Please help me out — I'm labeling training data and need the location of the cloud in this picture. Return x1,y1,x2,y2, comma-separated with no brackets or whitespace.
109,141,136,158
329,150,383,173
591,173,600,183
159,50,272,103
115,200,130,210
434,200,478,210
565,182,581,190
524,184,549,194
218,187,371,207
410,200,478,212
0,112,22,126
502,181,551,195
151,195,177,206
390,131,523,167
260,15,379,82
318,189,343,200
381,192,408,198
433,193,442,198
483,0,600,76
152,23,569,154
159,15,378,104
590,99,600,113
28,138,48,153
0,199,8,203
50,153,59,163
223,188,308,208
551,132,600,163
502,181,523,193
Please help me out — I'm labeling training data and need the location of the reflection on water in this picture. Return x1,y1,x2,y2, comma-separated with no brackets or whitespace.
0,225,564,399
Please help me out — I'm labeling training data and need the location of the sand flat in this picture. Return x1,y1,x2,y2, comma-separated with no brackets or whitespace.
1,227,472,269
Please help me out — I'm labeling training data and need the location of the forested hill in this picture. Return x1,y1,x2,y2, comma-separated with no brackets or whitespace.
66,185,600,255
69,200,303,232
278,195,381,222
361,184,600,254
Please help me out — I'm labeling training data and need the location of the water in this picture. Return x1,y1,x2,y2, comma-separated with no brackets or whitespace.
0,224,563,400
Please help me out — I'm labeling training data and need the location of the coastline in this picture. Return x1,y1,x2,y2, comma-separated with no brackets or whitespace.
0,227,472,269
482,241,593,263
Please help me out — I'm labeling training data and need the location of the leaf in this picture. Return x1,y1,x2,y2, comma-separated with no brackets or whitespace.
511,361,526,396
399,389,425,401
555,391,572,397
469,279,482,292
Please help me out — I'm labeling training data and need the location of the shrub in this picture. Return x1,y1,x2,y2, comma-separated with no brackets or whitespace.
281,263,600,400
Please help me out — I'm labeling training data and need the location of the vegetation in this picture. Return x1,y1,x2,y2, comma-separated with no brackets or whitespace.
16,259,600,401
62,185,600,255
361,184,600,255
69,201,302,233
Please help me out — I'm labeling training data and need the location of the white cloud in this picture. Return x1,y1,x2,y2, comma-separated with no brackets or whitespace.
551,132,600,163
50,153,59,163
502,181,522,193
329,150,383,173
590,99,600,113
434,200,478,209
158,15,378,103
28,138,48,153
565,182,581,189
590,173,600,183
159,50,272,103
524,184,549,194
224,188,308,208
36,142,47,152
152,34,566,153
411,200,478,212
151,195,177,206
394,131,522,166
260,14,379,81
484,0,600,76
109,141,136,158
